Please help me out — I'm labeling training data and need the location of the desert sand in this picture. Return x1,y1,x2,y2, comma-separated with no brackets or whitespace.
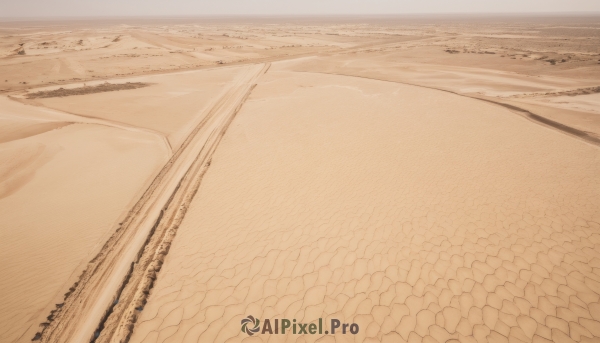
0,15,599,343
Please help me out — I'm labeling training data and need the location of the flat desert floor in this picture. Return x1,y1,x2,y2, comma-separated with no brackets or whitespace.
0,15,599,343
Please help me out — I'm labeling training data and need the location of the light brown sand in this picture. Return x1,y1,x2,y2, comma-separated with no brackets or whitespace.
281,56,600,141
0,50,265,343
0,16,599,343
127,68,600,343
31,65,258,150
33,63,269,343
0,117,169,342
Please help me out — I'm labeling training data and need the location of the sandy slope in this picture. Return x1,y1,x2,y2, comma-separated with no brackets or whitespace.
282,55,600,141
0,61,263,343
32,65,256,150
1,17,599,343
0,121,169,343
34,63,268,343
129,68,600,343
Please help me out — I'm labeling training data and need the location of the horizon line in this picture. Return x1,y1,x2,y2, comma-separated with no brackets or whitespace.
2,11,600,22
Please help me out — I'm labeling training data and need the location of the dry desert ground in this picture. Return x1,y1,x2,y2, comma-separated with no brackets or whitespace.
0,15,600,343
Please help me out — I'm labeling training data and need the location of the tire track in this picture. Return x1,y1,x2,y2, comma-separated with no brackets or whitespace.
34,63,269,343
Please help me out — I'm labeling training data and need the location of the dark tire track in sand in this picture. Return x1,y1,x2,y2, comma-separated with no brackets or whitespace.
34,63,269,343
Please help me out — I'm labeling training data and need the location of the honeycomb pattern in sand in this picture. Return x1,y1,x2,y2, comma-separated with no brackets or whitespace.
129,72,600,343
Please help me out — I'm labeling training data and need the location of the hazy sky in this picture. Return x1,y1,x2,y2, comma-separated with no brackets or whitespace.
1,0,599,18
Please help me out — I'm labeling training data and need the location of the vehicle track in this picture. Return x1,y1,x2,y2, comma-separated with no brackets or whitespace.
34,63,269,343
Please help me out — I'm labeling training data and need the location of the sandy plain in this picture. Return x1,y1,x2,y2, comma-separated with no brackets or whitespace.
0,15,599,343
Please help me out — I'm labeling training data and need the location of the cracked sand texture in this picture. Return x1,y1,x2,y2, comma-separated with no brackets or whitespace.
129,69,600,343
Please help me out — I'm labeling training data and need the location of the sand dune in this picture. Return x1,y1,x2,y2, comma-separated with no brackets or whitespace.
129,68,600,343
30,65,258,149
0,121,70,144
131,66,600,342
34,63,269,343
0,16,599,343
281,56,600,141
0,122,169,343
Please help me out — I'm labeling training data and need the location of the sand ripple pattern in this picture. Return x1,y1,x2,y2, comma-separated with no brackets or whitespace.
129,72,600,343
